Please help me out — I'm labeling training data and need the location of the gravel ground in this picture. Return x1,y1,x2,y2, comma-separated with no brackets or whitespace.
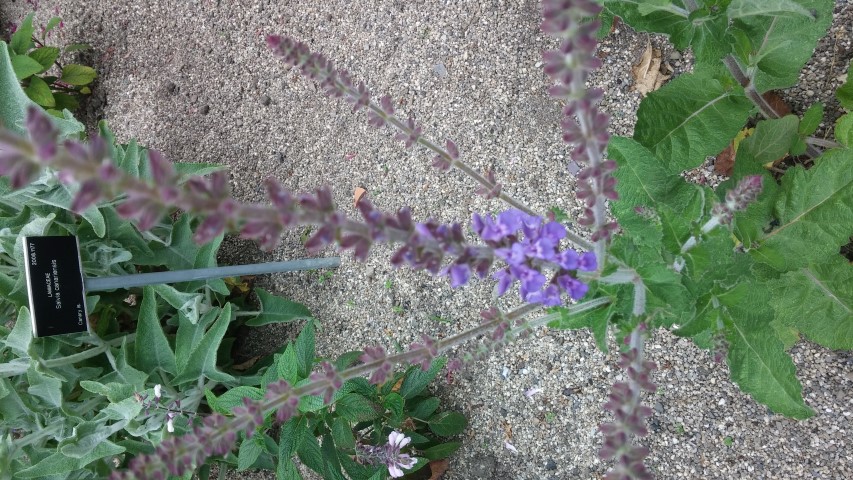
2,1,852,479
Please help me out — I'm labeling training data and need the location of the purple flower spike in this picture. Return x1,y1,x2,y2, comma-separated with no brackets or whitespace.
409,334,438,371
712,175,765,225
360,346,393,385
71,179,103,212
542,0,617,244
25,107,58,161
309,362,344,404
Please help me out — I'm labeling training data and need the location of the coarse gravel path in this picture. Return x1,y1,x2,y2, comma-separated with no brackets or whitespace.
2,1,852,479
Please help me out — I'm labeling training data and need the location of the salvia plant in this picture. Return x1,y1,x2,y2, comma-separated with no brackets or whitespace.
212,325,466,479
0,0,852,478
6,11,96,115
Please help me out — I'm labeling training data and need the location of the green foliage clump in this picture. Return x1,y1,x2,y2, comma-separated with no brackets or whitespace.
549,0,853,420
7,13,95,116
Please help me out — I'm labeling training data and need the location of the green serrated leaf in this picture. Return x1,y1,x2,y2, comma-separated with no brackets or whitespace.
601,1,730,64
10,14,34,55
399,357,447,400
799,103,824,136
633,70,753,171
737,115,799,169
339,451,377,480
731,0,833,92
134,286,177,374
28,47,60,72
237,435,265,471
334,350,364,371
383,392,405,426
246,288,313,326
724,291,814,419
769,256,853,350
11,55,43,80
207,386,263,415
295,322,315,379
428,411,467,437
60,64,97,86
296,433,324,476
334,393,382,423
279,416,308,461
756,148,853,269
408,396,440,421
331,417,355,451
609,136,697,209
320,434,345,480
727,0,814,19
269,346,297,385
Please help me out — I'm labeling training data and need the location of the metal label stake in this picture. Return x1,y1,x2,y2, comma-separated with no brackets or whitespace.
22,235,340,337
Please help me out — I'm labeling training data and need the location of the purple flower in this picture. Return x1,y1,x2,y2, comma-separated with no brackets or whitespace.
557,274,589,300
446,263,471,288
474,209,594,305
357,431,418,478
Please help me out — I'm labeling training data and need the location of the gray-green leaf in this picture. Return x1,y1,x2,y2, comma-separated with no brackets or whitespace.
135,286,177,374
633,70,753,172
171,303,235,384
756,148,853,270
727,0,814,19
769,256,853,350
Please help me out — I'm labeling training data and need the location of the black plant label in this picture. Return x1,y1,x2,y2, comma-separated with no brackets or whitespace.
22,236,88,337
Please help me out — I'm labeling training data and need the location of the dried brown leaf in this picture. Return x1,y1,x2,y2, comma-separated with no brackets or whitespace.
762,91,792,117
631,40,672,96
715,144,736,176
428,459,450,480
232,355,262,372
354,186,367,207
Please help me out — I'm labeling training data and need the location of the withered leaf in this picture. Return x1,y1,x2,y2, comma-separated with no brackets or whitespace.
428,459,449,480
631,40,672,96
354,186,367,207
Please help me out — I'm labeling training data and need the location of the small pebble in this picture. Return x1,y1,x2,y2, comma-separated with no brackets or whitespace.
545,459,557,470
433,63,448,77
261,94,271,106
199,105,210,115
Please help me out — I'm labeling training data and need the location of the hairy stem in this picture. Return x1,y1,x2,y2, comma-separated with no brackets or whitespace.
723,54,823,158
